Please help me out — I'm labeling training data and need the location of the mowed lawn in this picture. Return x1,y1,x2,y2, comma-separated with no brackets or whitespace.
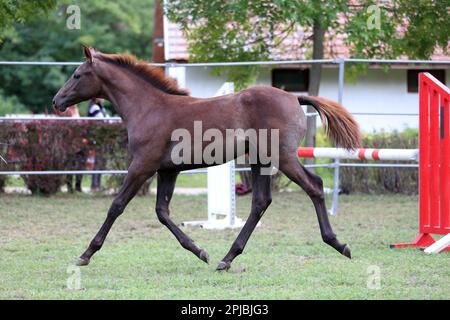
0,191,448,299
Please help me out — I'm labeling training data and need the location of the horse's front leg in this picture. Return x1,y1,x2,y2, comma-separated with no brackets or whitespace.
155,170,209,264
76,161,155,266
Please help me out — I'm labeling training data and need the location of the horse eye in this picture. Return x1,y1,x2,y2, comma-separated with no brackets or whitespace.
74,74,81,79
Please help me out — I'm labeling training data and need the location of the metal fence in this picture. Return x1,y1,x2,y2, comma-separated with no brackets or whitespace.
1,58,449,214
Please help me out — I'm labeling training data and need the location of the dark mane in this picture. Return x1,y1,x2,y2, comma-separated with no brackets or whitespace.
98,53,189,96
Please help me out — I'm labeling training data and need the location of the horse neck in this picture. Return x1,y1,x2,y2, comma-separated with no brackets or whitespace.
97,64,165,124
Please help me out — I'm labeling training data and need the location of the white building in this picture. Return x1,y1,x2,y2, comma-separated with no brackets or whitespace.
163,21,450,133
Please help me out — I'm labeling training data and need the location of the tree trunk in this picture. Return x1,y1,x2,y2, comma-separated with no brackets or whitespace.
304,19,325,168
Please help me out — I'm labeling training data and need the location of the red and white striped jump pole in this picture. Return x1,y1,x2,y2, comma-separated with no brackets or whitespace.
297,147,419,217
297,147,419,162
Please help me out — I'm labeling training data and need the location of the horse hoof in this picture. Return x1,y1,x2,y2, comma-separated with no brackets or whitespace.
199,250,209,264
216,261,230,271
75,257,90,266
342,245,352,259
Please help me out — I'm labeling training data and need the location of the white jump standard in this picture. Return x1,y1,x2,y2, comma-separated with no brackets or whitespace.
181,82,249,230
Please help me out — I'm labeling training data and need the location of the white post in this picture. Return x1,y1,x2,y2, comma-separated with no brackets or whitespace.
182,83,246,229
329,59,345,216
162,0,170,61
166,66,186,88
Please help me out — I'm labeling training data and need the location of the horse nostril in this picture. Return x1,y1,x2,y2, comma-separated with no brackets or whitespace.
52,99,56,106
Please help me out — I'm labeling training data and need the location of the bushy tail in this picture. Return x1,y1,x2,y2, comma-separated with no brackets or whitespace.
298,96,362,149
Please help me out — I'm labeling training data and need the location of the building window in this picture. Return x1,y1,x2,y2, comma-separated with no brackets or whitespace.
407,69,446,93
272,68,310,92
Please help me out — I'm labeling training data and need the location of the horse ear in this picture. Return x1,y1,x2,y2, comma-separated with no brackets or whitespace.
83,45,94,64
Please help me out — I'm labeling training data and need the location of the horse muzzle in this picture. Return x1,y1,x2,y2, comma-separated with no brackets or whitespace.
52,96,69,112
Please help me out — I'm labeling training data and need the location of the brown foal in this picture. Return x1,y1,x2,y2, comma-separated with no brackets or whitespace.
53,47,362,271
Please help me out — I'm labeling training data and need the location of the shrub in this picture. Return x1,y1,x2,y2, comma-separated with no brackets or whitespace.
0,120,128,195
339,129,419,195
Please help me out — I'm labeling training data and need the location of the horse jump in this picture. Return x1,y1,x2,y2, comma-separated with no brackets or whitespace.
393,73,450,253
298,73,450,254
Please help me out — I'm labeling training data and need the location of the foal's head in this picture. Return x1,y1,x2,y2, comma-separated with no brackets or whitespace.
53,47,103,112
53,46,189,112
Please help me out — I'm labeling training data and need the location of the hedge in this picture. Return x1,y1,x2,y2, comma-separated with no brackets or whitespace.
0,121,419,195
0,120,128,195
339,129,419,195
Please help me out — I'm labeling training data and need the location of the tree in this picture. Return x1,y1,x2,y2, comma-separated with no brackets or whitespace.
0,0,56,40
166,0,450,151
0,0,155,114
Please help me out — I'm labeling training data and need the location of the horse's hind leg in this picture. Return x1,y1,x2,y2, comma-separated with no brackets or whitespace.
156,170,209,264
280,157,351,259
217,165,272,271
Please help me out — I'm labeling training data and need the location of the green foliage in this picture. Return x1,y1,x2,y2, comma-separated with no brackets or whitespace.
166,0,450,88
0,0,56,40
350,0,448,59
0,90,28,116
0,0,155,113
166,1,289,90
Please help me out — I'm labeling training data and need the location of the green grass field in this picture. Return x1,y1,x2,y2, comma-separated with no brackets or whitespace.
0,191,449,299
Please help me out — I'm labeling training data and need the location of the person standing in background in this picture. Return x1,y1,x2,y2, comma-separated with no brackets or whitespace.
87,98,108,191
88,98,107,119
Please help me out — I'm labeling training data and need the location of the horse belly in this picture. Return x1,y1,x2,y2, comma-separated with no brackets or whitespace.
160,138,247,170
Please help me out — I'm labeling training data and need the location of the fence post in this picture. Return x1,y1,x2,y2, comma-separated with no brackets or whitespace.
329,59,345,215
